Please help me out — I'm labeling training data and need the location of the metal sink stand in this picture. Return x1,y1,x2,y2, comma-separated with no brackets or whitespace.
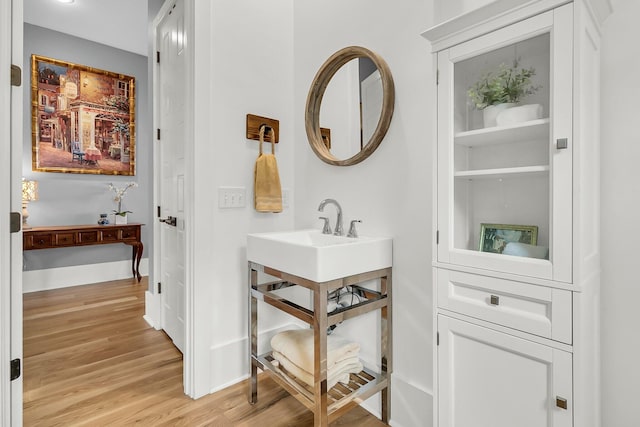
248,262,392,427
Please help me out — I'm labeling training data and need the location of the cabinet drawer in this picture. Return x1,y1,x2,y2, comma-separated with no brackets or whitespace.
55,233,75,246
30,233,53,249
100,229,120,242
437,269,572,344
79,231,99,244
121,227,138,241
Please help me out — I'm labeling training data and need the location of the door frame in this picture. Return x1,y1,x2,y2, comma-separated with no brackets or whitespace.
1,0,23,425
151,0,198,398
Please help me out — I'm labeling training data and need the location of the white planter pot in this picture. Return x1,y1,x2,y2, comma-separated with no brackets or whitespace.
114,214,128,224
496,103,543,126
482,103,516,128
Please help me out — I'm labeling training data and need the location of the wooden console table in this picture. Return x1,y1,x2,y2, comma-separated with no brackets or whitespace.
23,223,144,282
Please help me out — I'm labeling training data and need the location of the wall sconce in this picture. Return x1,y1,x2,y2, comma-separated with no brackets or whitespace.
21,178,39,228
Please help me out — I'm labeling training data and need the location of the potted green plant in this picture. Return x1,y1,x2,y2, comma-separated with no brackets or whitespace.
468,59,540,127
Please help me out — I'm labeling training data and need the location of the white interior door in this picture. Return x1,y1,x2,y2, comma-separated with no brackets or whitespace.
157,0,186,354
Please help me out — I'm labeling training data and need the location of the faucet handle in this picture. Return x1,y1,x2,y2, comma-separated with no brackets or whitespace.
347,219,362,238
319,216,332,235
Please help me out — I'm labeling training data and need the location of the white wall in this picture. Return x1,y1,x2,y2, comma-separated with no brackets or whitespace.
24,0,149,56
600,0,640,425
189,0,297,396
433,0,494,24
293,1,434,425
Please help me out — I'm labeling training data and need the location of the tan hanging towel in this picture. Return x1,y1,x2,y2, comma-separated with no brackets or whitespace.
254,126,283,213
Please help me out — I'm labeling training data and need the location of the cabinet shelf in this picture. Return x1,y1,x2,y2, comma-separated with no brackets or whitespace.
454,165,550,180
455,118,550,147
256,352,388,423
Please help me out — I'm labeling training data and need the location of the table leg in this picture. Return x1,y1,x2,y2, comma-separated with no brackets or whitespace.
128,242,143,282
131,244,136,277
135,242,143,282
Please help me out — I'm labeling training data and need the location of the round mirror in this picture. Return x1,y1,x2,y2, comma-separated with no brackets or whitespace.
305,46,395,166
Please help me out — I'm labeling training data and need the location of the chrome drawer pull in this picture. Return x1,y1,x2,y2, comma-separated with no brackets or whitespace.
490,295,500,305
556,396,568,410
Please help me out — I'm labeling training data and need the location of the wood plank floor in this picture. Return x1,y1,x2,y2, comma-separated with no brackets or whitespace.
23,278,386,426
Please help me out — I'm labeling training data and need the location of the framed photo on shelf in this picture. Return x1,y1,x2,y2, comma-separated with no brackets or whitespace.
31,55,135,175
479,223,538,254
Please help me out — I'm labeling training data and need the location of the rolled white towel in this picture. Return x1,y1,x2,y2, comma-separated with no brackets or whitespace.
271,329,360,373
272,350,363,390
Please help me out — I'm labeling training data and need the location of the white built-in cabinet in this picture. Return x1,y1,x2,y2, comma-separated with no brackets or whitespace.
422,1,611,426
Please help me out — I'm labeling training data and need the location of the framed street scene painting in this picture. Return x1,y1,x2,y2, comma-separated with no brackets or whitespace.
31,55,136,175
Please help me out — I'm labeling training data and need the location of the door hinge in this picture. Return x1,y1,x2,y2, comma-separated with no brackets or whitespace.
157,128,161,140
157,206,161,217
436,230,439,245
11,64,21,87
436,69,439,85
156,51,160,63
10,212,21,233
436,332,439,346
158,282,162,294
10,358,20,381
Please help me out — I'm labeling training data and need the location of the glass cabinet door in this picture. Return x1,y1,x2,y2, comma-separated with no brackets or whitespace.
436,5,573,282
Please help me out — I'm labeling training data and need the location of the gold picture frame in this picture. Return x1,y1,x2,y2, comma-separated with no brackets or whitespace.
479,223,538,254
31,55,135,175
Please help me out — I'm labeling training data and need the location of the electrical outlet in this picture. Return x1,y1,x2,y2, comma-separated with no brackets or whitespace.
218,187,246,208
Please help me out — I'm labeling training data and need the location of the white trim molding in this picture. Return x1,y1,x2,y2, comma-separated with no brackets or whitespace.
0,0,13,422
209,324,300,394
144,290,161,330
22,259,149,293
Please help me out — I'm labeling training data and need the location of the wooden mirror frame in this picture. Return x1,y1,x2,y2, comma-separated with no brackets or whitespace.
305,46,395,166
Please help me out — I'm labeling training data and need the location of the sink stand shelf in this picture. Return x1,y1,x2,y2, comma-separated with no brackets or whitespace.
248,261,392,427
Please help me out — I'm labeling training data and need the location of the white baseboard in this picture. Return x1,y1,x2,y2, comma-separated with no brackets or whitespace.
206,326,433,427
22,258,149,293
209,323,301,394
144,290,161,330
358,373,432,427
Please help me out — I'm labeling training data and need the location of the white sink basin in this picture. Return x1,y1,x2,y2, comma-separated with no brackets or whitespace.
247,229,392,282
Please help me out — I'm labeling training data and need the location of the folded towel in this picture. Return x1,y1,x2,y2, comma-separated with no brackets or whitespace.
271,329,360,373
272,350,363,390
254,126,282,213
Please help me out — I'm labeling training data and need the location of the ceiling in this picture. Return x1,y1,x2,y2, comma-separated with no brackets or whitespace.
24,0,158,56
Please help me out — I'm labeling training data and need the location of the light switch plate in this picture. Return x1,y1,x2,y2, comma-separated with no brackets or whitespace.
218,187,246,208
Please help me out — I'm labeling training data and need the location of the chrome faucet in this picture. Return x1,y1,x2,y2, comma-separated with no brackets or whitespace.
347,219,361,238
318,198,343,236
318,216,332,235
